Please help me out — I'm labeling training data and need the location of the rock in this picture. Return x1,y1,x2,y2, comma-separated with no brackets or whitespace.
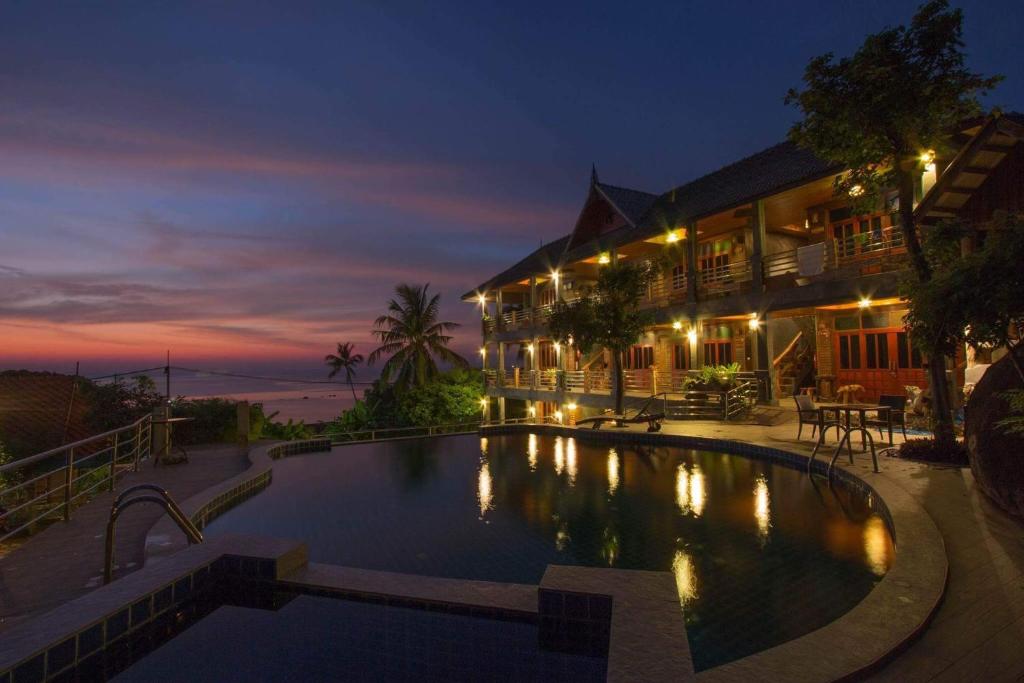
965,348,1024,519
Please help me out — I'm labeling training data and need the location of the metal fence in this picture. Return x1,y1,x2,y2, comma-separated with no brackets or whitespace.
0,415,153,545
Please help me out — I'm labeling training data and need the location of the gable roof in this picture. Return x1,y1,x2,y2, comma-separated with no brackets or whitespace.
462,234,571,300
593,182,659,227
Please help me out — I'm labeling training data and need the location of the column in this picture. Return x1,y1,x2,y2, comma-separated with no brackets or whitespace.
751,199,766,293
498,396,506,424
686,221,698,304
498,342,506,386
496,289,504,331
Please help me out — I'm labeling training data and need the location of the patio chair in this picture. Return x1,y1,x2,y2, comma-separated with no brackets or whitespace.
794,394,818,440
864,394,908,443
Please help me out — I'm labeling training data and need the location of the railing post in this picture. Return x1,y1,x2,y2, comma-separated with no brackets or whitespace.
133,422,142,471
109,432,120,492
63,447,74,521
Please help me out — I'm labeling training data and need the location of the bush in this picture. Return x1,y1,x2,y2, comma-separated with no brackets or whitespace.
897,438,969,466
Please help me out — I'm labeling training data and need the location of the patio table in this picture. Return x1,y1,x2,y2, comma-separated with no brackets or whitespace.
816,403,892,448
808,404,888,475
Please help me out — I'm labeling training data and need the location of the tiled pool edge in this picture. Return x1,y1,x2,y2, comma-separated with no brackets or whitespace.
482,423,949,683
144,438,331,566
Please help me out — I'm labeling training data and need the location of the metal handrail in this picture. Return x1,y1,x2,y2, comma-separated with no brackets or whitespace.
0,414,152,474
104,484,202,584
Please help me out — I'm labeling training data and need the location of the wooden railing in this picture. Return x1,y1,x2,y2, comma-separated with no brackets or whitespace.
698,259,752,296
763,227,907,283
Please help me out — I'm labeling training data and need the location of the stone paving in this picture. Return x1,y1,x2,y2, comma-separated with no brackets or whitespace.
0,443,248,633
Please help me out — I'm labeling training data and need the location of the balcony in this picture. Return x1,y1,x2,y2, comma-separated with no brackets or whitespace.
762,226,907,286
697,259,752,298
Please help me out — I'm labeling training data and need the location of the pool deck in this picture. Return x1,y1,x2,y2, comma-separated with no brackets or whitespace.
0,442,249,633
2,412,1023,680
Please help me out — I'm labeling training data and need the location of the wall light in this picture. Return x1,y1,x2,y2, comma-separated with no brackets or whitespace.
920,149,936,166
666,230,680,243
567,402,577,411
479,347,487,357
598,253,611,265
554,410,564,423
672,321,683,331
687,329,698,344
849,184,865,197
527,343,535,353
480,397,488,408
551,270,560,282
858,297,872,309
528,406,537,416
748,317,761,331
478,293,487,306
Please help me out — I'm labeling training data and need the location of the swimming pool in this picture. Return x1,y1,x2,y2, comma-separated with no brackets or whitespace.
204,432,893,670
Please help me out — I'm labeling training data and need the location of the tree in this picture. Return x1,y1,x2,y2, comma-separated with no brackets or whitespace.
324,341,364,402
785,0,1001,446
368,283,468,390
904,212,1024,385
548,260,659,416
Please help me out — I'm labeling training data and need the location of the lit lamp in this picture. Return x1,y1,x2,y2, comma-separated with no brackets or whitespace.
858,297,872,309
598,252,611,265
849,184,865,197
687,328,698,344
554,410,564,424
666,230,680,243
748,315,760,331
566,402,578,426
672,321,683,331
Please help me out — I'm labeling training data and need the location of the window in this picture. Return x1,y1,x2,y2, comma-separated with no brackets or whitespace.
673,344,691,370
671,264,686,290
699,241,732,283
703,341,732,366
839,334,861,370
538,287,557,307
539,342,557,369
625,345,654,369
865,333,889,369
896,332,923,369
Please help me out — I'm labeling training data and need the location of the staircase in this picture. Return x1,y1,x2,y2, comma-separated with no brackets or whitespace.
773,331,802,398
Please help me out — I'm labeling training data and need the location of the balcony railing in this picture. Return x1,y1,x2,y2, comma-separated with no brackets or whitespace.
762,227,907,283
643,275,688,308
697,259,752,297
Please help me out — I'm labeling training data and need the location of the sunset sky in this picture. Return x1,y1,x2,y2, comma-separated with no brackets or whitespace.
2,1,1021,383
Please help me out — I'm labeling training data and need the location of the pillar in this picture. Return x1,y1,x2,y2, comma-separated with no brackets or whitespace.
686,221,698,304
498,396,506,424
495,289,504,331
529,275,538,310
236,400,250,449
751,199,766,292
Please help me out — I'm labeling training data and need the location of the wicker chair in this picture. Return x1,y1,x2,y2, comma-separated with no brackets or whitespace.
794,394,819,440
864,394,908,443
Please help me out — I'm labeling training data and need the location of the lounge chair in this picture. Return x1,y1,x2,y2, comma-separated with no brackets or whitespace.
577,411,665,432
794,394,818,440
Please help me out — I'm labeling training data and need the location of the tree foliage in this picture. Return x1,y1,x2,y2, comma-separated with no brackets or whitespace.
324,341,364,401
903,212,1024,384
368,283,468,390
785,0,1001,446
547,259,659,414
329,369,484,434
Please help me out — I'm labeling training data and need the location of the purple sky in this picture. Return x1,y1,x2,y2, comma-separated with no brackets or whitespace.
1,1,1020,383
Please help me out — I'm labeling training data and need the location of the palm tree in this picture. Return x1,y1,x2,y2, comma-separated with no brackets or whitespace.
368,283,467,390
325,342,364,402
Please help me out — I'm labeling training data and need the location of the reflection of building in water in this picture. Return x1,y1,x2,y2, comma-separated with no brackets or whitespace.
554,436,565,475
754,476,771,542
566,438,578,485
479,437,488,456
863,516,891,576
672,550,698,605
477,460,493,516
676,464,690,512
527,433,538,470
607,448,620,495
602,526,619,566
555,520,570,551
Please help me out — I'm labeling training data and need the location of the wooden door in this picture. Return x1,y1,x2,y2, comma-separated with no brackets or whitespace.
834,328,927,400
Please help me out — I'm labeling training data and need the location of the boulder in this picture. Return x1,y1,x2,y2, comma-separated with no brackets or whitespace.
965,349,1024,519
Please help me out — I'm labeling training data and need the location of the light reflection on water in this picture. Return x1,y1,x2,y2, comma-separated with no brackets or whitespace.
206,432,893,672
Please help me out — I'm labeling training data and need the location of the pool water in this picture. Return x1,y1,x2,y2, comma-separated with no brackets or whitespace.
116,593,604,682
206,433,893,670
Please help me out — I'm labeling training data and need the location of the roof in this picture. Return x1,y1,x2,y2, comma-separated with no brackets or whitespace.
462,234,571,300
650,140,841,227
593,182,659,226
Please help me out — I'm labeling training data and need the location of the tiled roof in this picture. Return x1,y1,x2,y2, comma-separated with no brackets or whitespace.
649,140,841,228
463,234,571,299
594,182,659,226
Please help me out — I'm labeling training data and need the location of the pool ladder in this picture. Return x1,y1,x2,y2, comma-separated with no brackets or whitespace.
104,483,203,584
